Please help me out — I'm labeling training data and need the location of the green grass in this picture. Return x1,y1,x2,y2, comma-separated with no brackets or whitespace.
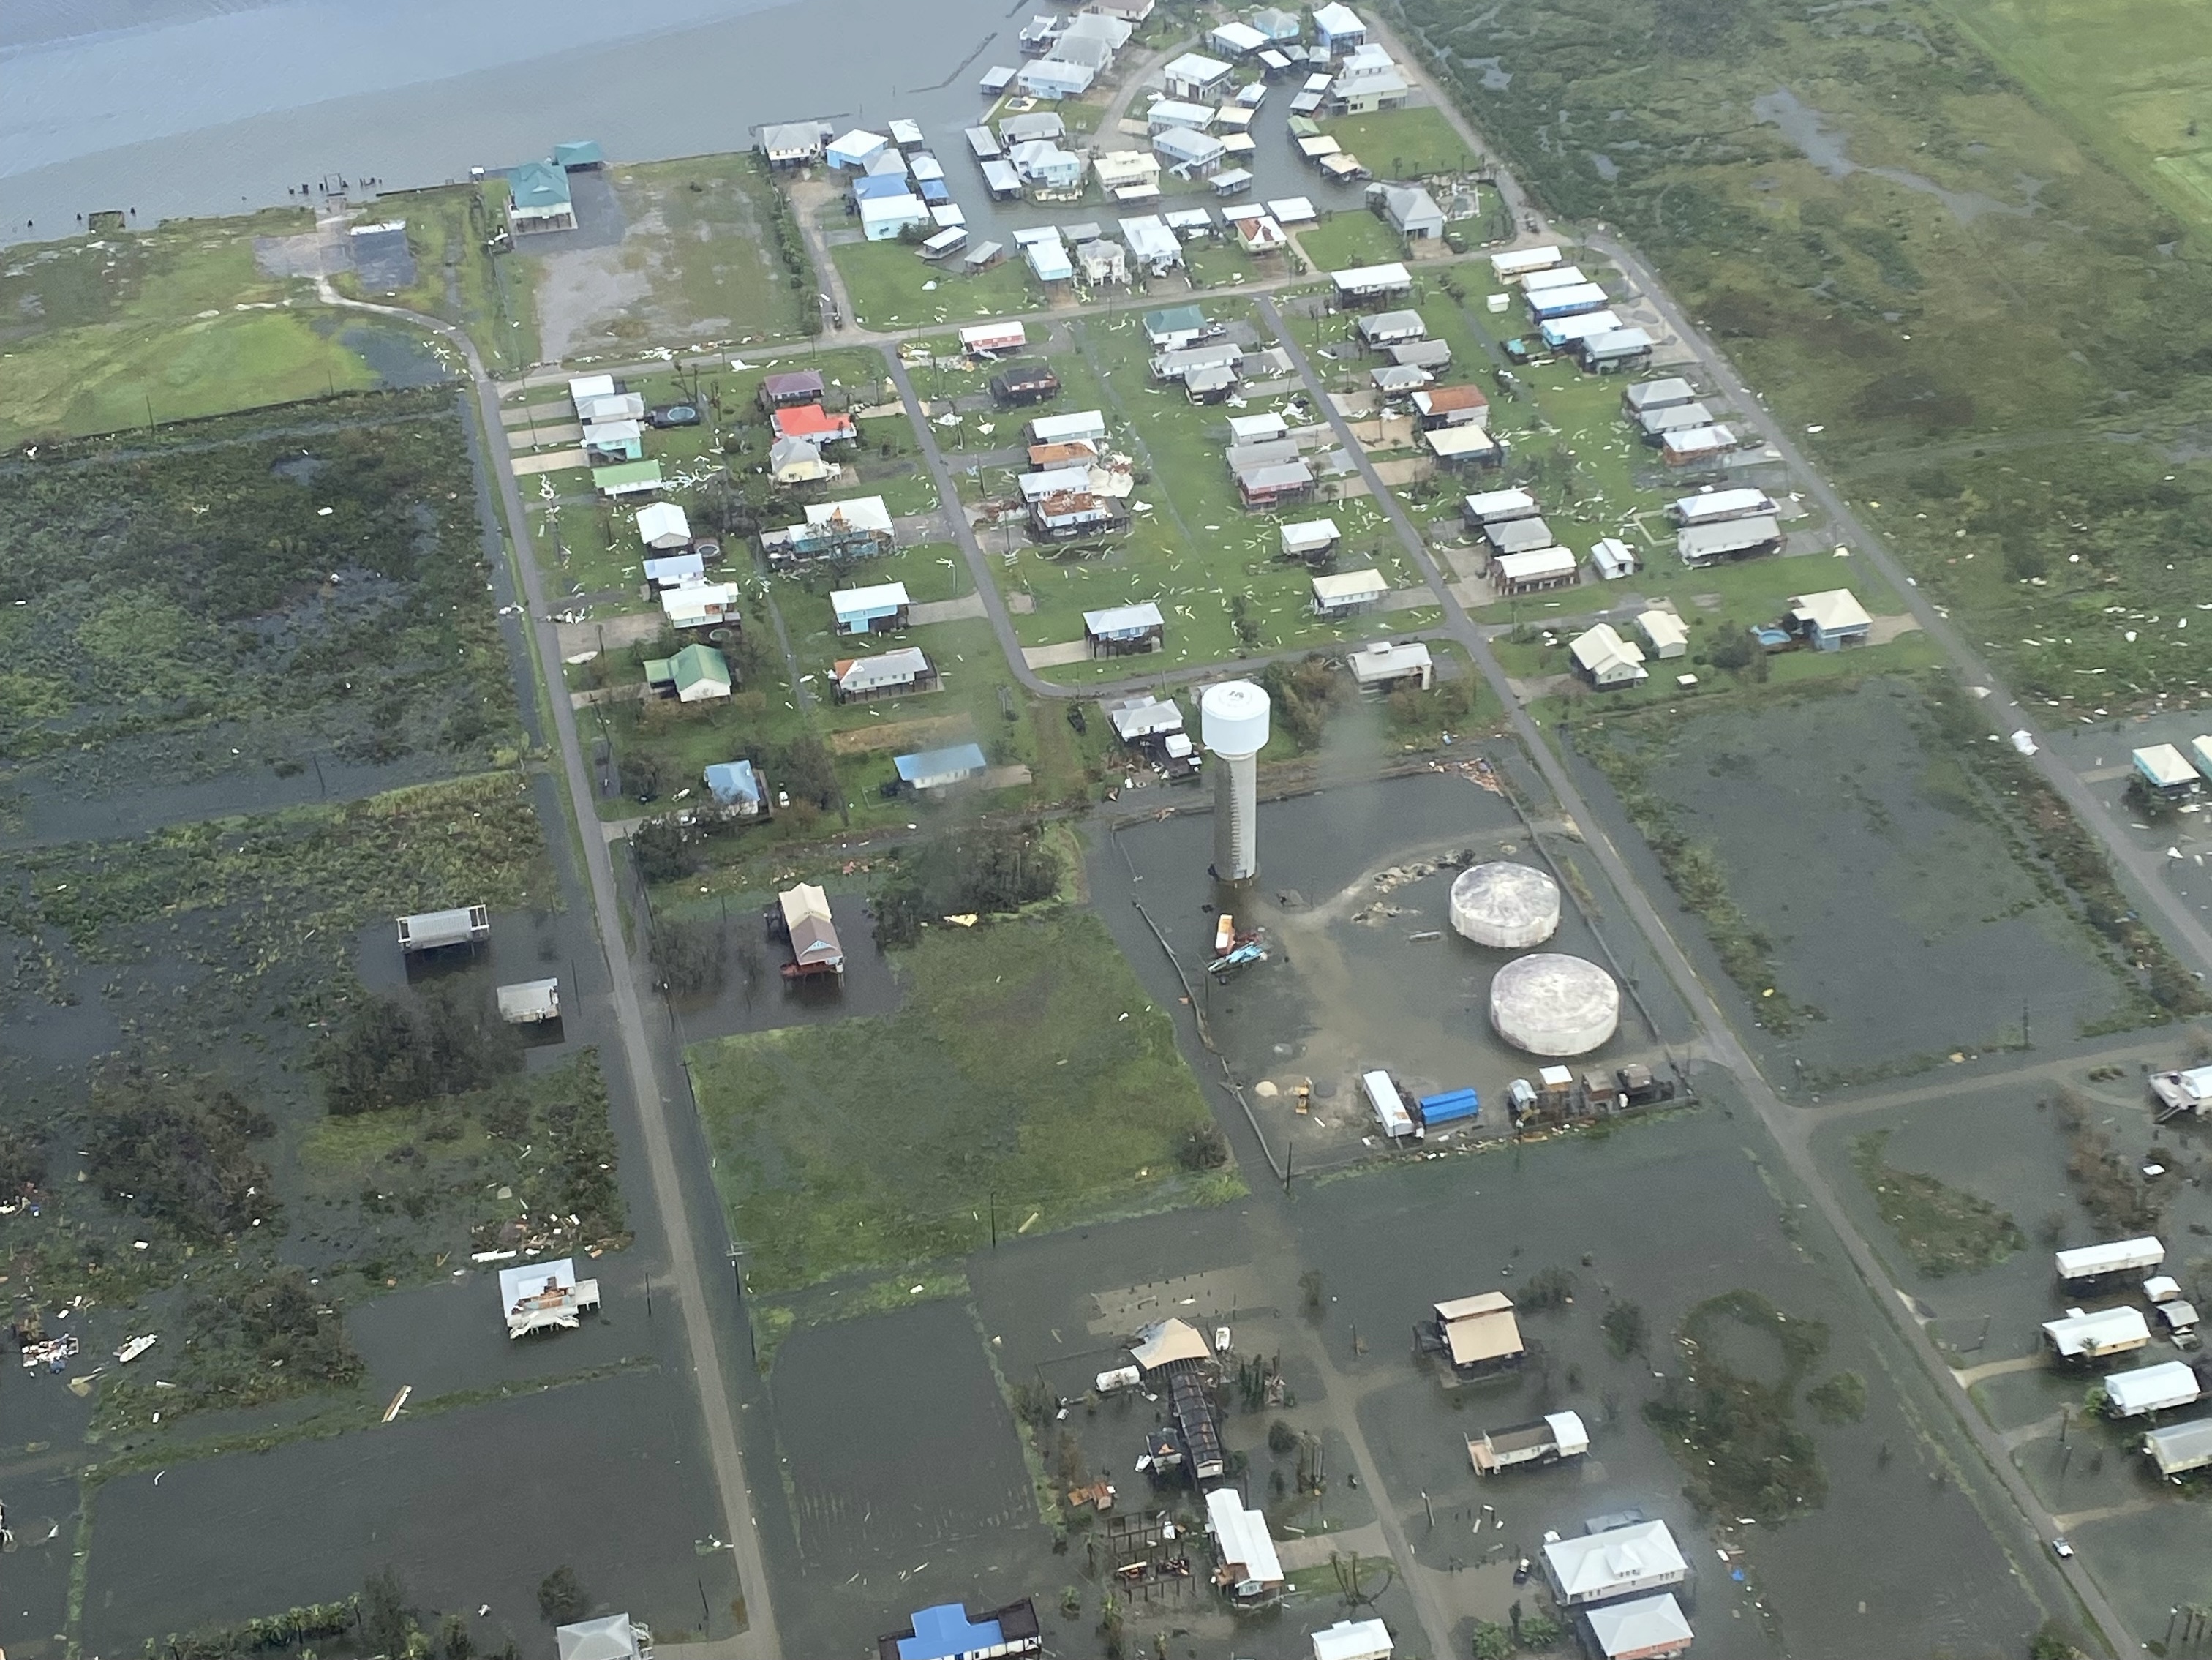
1294,211,1410,271
831,239,1042,331
968,306,1437,674
0,211,382,443
1397,0,2212,708
1320,106,1481,179
688,909,1240,1293
359,181,538,373
519,154,810,357
1852,1129,2025,1277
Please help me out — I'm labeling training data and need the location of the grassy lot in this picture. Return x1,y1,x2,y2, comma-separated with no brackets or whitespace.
830,239,1040,331
361,181,538,374
1397,0,2212,708
1852,1128,2025,1277
1931,0,2212,233
965,305,1439,674
689,909,1241,1294
1320,106,1481,179
0,211,380,443
602,154,808,346
1295,210,1408,271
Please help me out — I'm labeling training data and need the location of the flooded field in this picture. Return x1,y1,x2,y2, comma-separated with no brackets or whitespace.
80,1365,739,1653
1295,1085,2044,1660
1569,679,2136,1085
1810,1048,2212,1646
0,389,520,836
770,1299,1038,1577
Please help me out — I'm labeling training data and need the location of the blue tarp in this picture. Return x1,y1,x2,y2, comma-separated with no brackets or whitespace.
896,1604,1004,1660
1418,1087,1479,1125
852,173,913,202
703,759,761,809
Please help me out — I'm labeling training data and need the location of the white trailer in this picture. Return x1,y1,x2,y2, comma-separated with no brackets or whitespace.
2056,1237,2165,1282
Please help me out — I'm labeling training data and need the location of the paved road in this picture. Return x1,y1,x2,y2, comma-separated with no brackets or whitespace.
315,283,780,1660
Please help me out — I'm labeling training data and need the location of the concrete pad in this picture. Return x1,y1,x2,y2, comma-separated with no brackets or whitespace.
982,764,1034,789
907,593,988,626
1377,587,1435,612
508,421,582,450
1368,457,1429,486
501,399,573,427
511,448,588,477
1866,612,1922,645
1022,639,1095,669
557,611,662,657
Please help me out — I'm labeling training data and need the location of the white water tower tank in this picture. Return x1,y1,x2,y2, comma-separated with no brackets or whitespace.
1201,680,1271,882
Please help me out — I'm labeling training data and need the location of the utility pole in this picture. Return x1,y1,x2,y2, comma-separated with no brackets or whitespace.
2023,999,2031,1050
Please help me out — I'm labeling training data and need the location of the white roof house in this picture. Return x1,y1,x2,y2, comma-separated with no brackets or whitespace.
2057,1238,2165,1280
1490,245,1563,280
1788,587,1872,645
1121,214,1185,271
1206,1487,1284,1599
2104,1360,2201,1417
1093,150,1162,191
1571,622,1648,690
1031,410,1108,445
636,502,691,549
1638,610,1690,659
1542,1520,1688,1607
554,1615,647,1660
1281,519,1341,557
1154,127,1228,174
1310,1619,1393,1660
1162,51,1235,99
1671,487,1775,525
1348,639,1432,690
1312,1,1367,48
825,129,890,170
1424,426,1497,462
1464,488,1539,523
1312,568,1389,614
2044,1305,2151,1360
568,372,616,409
498,1258,602,1339
1379,185,1445,239
836,647,934,697
1492,547,1578,589
1228,412,1289,443
1586,1593,1694,1660
1331,262,1412,299
660,582,741,630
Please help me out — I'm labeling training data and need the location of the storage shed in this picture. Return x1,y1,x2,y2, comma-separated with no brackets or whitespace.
1637,610,1690,659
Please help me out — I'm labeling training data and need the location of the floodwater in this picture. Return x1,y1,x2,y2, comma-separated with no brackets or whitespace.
1565,680,2129,1083
1094,765,1696,1165
1296,1086,2044,1660
81,1365,740,1652
1753,89,2035,226
1807,1064,2212,1648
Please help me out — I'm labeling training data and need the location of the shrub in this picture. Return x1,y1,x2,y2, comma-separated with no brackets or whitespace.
86,1068,276,1242
537,1567,588,1625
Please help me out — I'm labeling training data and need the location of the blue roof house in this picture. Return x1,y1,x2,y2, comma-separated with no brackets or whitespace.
895,743,989,793
876,1599,1042,1660
553,140,604,169
703,759,764,816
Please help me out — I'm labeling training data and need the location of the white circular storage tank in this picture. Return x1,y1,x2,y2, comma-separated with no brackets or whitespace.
1489,953,1620,1057
1449,862,1560,949
1200,680,1271,758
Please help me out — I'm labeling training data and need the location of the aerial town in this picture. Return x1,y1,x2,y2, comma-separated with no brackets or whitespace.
8,1,2212,1659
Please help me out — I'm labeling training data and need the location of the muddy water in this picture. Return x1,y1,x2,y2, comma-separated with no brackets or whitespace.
4,0,1026,239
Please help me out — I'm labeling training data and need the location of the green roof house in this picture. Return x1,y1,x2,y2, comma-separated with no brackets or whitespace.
508,159,576,233
644,644,732,704
592,459,663,497
553,140,605,170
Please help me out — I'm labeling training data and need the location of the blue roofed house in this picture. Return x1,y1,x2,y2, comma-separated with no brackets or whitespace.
895,743,990,794
876,1599,1042,1660
506,159,576,234
830,580,912,636
703,759,765,816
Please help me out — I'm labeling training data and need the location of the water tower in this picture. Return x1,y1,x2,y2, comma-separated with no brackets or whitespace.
1201,680,1271,882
